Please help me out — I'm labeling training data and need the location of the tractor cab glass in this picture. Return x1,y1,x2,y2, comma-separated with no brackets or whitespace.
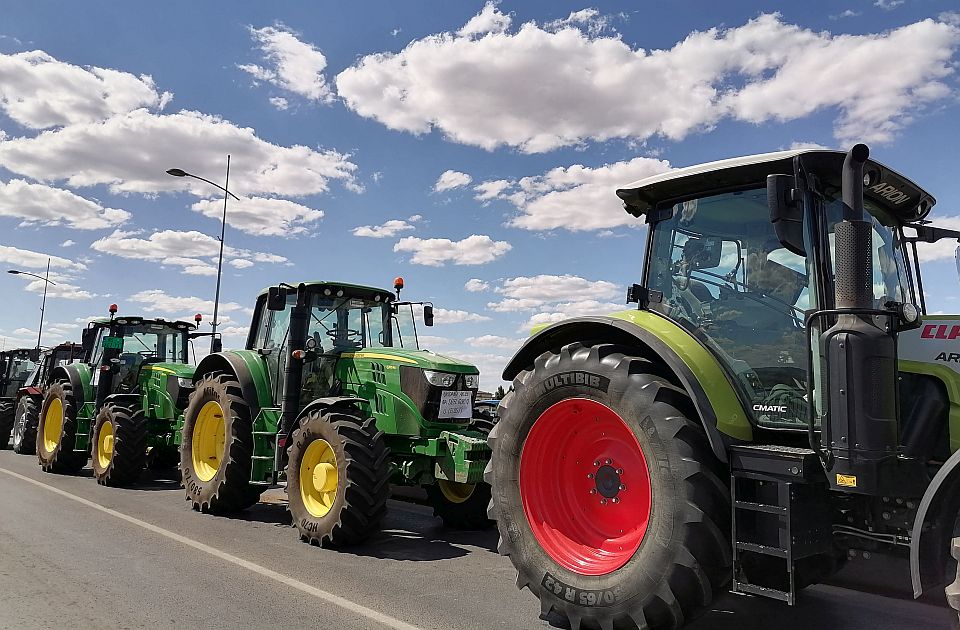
1,353,38,397
102,322,188,391
391,302,423,350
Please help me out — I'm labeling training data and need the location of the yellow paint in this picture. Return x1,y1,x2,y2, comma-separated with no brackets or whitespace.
192,401,225,482
97,420,114,470
340,352,418,365
300,438,338,518
836,474,857,488
42,398,63,455
437,480,475,504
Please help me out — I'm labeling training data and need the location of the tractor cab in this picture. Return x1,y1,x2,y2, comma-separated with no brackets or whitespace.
21,343,84,394
0,348,40,398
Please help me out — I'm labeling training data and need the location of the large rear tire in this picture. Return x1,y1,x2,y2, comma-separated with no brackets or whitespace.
91,402,147,486
13,396,40,454
0,399,14,448
37,381,87,474
487,343,731,630
287,408,390,547
425,416,494,530
180,373,261,512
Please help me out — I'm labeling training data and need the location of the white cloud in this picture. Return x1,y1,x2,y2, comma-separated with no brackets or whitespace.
434,169,473,192
464,278,490,292
336,10,960,151
0,108,358,197
432,307,491,323
789,141,831,150
464,334,520,349
874,0,904,10
60,240,75,247
522,299,627,331
19,277,95,300
229,259,255,269
941,12,960,27
830,9,861,20
352,218,418,238
911,217,960,263
0,244,86,271
0,179,130,229
239,24,334,103
0,50,170,130
128,289,249,321
269,96,289,110
191,196,323,236
478,156,671,231
487,274,620,312
394,234,511,266
90,229,287,276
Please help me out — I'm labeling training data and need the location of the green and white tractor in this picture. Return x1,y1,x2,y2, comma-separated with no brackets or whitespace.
38,306,199,485
11,342,85,454
0,347,41,448
487,145,960,629
179,279,491,546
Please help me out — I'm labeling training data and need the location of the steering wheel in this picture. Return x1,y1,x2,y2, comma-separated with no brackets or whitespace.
326,328,361,339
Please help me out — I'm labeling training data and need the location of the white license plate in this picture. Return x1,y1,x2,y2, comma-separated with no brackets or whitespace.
438,391,473,419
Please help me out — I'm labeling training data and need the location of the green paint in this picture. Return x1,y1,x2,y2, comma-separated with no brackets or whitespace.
900,360,960,453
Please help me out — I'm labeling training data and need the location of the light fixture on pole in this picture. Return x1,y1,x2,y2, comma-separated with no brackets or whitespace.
167,156,240,352
8,258,56,349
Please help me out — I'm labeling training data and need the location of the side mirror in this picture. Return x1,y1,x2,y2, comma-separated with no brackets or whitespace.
81,327,95,355
767,174,806,256
423,304,434,327
211,337,223,353
267,285,287,311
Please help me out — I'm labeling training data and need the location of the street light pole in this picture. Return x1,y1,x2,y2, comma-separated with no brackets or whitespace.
7,261,56,350
166,156,240,353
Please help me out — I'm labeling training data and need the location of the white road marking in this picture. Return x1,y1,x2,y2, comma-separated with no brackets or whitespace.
0,467,423,630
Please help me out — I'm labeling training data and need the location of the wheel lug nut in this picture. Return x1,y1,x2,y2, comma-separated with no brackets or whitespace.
619,484,625,491
586,473,594,479
589,489,597,494
612,497,620,504
604,458,612,465
593,461,600,467
600,498,607,505
616,468,623,475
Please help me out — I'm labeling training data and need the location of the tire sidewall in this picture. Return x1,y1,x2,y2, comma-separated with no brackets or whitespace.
37,383,74,466
14,397,35,451
287,411,349,537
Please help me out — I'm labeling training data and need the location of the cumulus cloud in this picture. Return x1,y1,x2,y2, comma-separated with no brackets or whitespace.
911,217,960,263
0,179,130,229
269,96,289,110
464,334,521,349
464,278,490,292
394,234,511,266
0,245,92,300
487,274,620,311
434,169,473,192
0,50,170,130
336,9,959,151
0,244,86,271
432,307,491,323
128,289,249,320
60,240,75,247
477,156,671,231
352,218,418,238
239,23,334,104
191,196,323,237
522,299,627,330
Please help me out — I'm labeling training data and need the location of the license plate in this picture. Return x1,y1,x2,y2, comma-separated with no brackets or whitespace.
438,391,473,419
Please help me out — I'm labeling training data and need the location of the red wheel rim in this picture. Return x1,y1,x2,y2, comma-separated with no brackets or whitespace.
520,398,652,576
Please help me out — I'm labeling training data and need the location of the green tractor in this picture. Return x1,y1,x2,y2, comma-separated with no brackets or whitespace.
179,279,491,546
38,305,200,485
11,342,85,454
487,145,960,629
0,347,41,447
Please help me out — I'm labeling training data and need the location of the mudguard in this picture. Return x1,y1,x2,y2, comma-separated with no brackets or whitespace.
502,313,754,462
912,446,960,597
297,396,367,425
194,351,272,419
50,364,89,406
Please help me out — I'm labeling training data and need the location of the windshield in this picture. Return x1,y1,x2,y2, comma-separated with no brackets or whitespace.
307,295,393,351
391,303,421,350
116,323,186,362
3,355,38,396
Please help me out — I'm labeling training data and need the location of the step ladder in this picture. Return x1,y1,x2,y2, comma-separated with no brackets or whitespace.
729,444,833,604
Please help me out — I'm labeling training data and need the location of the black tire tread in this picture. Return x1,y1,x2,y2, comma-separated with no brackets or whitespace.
425,415,495,530
37,381,87,474
93,403,148,486
13,395,40,454
0,399,14,449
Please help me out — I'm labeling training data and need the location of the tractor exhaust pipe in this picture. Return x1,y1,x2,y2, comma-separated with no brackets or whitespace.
279,284,309,459
821,143,899,495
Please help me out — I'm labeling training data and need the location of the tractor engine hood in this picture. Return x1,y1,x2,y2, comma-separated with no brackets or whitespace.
341,348,479,374
143,363,196,379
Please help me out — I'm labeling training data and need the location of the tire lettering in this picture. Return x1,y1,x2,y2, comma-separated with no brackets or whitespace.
540,573,618,608
533,372,610,397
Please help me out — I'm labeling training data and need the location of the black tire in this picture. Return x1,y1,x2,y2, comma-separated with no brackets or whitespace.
180,373,261,512
13,396,40,454
91,402,147,486
287,408,390,547
486,342,731,630
37,381,87,474
425,416,495,530
0,399,14,449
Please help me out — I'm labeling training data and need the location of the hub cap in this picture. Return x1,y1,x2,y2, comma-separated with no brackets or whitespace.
438,480,475,504
97,420,114,470
520,398,652,576
192,401,225,482
42,398,63,455
300,438,338,518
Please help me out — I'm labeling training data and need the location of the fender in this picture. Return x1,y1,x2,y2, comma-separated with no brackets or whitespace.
911,446,960,598
50,364,89,406
194,351,272,420
502,312,754,462
296,396,367,429
101,393,141,410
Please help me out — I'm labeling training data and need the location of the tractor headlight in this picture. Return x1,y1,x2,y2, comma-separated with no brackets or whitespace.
423,370,457,387
464,374,480,389
900,302,920,324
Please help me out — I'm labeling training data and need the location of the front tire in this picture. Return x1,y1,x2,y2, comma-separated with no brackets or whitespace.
0,399,14,448
487,343,731,630
180,373,260,512
37,381,87,474
287,408,390,547
91,402,147,486
425,416,494,530
13,396,40,454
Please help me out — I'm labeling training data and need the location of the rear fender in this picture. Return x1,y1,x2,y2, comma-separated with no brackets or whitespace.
911,447,960,597
50,364,89,405
502,313,754,462
102,393,141,411
194,351,272,420
283,396,367,447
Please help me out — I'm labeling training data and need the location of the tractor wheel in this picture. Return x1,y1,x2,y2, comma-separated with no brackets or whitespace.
180,373,261,512
0,399,14,448
425,416,494,530
13,396,40,454
91,403,147,486
37,381,87,474
487,342,731,630
287,408,390,547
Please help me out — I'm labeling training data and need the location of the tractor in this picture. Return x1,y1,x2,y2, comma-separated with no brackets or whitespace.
487,144,960,629
38,306,199,485
11,342,85,454
179,279,492,546
0,347,40,447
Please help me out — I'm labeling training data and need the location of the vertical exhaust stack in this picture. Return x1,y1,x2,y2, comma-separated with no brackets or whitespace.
279,284,309,449
821,144,899,494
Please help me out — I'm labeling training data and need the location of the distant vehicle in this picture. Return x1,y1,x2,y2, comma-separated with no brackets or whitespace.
0,347,40,448
11,342,85,454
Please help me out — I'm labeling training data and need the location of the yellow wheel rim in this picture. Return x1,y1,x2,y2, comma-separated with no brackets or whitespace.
299,439,338,518
42,398,63,455
97,420,114,470
438,479,475,504
192,401,225,483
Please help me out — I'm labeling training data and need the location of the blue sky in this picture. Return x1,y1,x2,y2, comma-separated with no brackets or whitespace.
0,1,958,390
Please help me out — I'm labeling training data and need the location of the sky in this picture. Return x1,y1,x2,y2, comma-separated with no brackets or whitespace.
0,1,958,391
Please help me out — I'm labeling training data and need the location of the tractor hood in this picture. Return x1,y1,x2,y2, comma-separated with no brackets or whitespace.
143,362,196,379
342,349,479,374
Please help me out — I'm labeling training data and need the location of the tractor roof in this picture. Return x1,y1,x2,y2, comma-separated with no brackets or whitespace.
87,316,196,330
617,149,936,225
257,281,394,301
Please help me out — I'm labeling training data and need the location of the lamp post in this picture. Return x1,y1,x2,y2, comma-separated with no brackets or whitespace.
8,258,56,349
167,156,240,352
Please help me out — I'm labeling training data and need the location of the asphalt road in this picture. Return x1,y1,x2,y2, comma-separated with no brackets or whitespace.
0,449,954,630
